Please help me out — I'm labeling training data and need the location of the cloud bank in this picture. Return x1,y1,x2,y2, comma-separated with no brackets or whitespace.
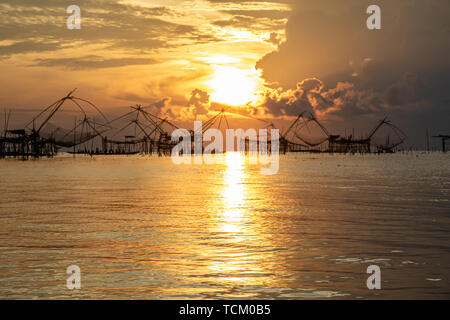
255,0,450,146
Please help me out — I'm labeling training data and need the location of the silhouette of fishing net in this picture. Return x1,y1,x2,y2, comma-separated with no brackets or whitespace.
105,105,178,143
370,121,407,151
39,121,107,148
24,89,110,148
284,112,329,148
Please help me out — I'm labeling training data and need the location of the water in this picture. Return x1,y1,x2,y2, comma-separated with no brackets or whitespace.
0,152,449,299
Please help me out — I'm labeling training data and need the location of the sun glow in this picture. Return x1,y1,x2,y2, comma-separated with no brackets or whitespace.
223,152,246,209
208,65,262,106
220,152,246,235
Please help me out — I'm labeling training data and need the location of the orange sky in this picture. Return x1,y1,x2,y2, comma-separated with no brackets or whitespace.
0,0,291,119
1,0,449,147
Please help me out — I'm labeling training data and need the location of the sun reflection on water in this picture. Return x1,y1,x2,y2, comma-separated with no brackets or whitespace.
220,152,246,236
205,152,266,290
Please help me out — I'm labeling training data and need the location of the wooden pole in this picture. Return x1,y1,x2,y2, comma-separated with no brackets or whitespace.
73,117,76,157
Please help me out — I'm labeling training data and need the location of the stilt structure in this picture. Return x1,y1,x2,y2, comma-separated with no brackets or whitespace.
1,90,411,159
433,135,449,152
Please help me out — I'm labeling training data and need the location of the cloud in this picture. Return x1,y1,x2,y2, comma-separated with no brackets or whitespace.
145,98,176,119
259,78,325,117
107,39,165,53
320,82,384,117
0,41,62,58
30,55,157,70
0,0,197,60
206,0,295,4
219,9,290,20
257,0,450,85
255,0,450,146
0,0,290,60
213,15,286,31
188,89,211,117
384,73,427,107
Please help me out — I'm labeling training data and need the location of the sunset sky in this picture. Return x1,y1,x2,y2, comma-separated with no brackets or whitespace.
0,0,449,147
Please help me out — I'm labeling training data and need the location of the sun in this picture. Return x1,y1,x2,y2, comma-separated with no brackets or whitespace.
207,65,262,106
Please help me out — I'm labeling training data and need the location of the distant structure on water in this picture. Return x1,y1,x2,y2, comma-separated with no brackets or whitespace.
432,135,449,152
280,112,407,154
1,90,410,159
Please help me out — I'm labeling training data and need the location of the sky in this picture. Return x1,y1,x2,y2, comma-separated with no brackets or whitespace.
0,0,449,148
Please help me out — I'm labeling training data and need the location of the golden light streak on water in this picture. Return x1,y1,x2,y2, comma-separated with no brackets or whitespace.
0,153,449,299
207,153,268,291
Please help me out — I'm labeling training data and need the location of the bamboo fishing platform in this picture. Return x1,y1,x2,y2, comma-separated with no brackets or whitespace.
1,90,410,159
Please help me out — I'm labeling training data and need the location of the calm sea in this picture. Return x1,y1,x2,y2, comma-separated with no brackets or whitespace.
0,152,449,299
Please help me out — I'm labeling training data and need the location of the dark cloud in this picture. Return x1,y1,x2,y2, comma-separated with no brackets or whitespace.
257,0,450,85
384,73,427,107
113,92,155,104
107,39,165,53
145,98,176,119
213,15,285,31
219,9,290,20
188,89,211,117
0,0,197,61
0,41,62,58
260,78,325,117
267,32,282,46
30,55,157,70
207,0,295,4
256,0,450,147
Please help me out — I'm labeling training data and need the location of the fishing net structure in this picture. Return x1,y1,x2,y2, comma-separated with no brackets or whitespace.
2,89,408,158
24,89,110,149
105,105,178,144
281,111,330,151
280,112,407,153
370,119,407,152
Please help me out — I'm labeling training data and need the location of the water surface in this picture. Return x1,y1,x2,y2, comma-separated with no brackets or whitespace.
0,152,449,299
